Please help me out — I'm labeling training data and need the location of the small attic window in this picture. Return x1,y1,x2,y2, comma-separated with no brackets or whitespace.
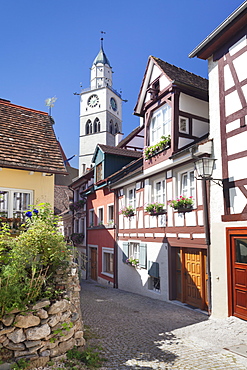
147,79,159,100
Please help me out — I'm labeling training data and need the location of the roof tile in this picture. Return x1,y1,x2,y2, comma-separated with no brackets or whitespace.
0,99,67,174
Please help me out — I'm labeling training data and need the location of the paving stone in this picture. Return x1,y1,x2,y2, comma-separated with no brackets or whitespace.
80,280,247,370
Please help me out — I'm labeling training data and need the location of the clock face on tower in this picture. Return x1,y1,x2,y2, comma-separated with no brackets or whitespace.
87,94,99,107
110,97,117,111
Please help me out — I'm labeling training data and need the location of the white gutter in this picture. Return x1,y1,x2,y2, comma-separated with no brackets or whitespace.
189,1,247,58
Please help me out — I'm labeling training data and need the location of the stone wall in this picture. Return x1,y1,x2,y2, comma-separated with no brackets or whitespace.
0,261,84,369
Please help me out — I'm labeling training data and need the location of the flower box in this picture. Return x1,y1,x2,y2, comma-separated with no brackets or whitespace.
119,206,135,218
126,257,139,267
144,135,171,160
69,199,85,212
145,202,166,216
169,196,194,213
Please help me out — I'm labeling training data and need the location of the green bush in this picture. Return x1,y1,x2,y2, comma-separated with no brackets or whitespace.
0,203,71,317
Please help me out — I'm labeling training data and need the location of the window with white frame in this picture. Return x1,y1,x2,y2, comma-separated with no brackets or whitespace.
89,209,94,227
150,104,171,145
127,186,136,208
98,207,104,225
0,188,32,220
180,170,196,201
102,248,114,276
152,179,166,204
129,242,139,260
179,117,189,134
107,204,114,224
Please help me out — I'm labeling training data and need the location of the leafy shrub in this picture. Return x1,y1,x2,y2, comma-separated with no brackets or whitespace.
0,203,71,317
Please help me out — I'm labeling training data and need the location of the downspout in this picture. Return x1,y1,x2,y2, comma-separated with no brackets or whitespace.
202,177,212,314
85,196,89,280
113,189,119,289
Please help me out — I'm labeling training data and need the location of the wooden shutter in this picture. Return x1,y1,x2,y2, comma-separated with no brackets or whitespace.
122,242,129,263
139,243,147,268
148,261,159,278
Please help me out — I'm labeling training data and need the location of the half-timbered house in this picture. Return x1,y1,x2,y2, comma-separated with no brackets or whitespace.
189,1,247,320
111,56,211,310
70,144,142,285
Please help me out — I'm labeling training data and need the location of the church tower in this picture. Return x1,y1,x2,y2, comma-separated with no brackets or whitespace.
79,39,122,176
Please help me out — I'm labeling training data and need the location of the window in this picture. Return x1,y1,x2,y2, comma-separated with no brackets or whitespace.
107,204,114,224
122,242,147,268
127,187,136,208
98,207,104,225
150,104,171,145
94,118,100,133
102,248,114,276
114,123,119,134
109,120,114,134
148,261,160,292
179,117,189,134
89,209,94,227
96,163,103,182
181,170,195,199
86,120,92,135
0,188,32,220
152,179,166,204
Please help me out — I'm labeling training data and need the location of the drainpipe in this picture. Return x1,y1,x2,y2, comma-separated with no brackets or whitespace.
202,177,211,315
113,189,119,289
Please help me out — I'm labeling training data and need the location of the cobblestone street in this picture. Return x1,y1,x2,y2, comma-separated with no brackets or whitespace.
80,280,247,370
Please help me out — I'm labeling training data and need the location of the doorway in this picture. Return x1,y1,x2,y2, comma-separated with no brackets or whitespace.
174,247,207,310
227,228,247,321
90,247,98,281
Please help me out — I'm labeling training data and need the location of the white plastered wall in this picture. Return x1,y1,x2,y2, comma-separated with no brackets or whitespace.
117,240,169,301
208,57,229,318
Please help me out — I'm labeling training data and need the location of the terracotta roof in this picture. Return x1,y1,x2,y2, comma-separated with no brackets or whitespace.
152,57,208,91
0,99,67,174
97,144,143,158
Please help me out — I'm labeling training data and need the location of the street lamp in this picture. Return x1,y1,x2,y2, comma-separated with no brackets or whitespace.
194,157,216,179
194,156,217,315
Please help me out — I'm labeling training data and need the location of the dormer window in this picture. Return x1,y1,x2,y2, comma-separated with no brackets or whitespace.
150,104,171,145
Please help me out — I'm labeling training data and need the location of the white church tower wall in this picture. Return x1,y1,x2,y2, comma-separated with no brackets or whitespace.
79,40,122,176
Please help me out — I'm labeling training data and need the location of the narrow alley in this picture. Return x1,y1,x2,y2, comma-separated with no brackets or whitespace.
80,280,247,370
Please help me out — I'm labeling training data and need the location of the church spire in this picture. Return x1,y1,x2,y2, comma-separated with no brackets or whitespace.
92,38,111,68
90,36,112,89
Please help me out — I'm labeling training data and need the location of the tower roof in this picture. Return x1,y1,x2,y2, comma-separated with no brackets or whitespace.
93,45,111,67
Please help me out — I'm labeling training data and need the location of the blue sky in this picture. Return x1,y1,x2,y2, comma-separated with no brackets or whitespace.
0,0,244,168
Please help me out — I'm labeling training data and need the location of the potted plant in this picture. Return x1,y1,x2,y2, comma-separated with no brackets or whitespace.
126,256,139,267
144,135,171,160
145,202,166,215
71,232,84,244
119,206,135,218
169,196,194,212
69,199,85,212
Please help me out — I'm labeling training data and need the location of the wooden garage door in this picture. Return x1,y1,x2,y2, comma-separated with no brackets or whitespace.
184,249,206,310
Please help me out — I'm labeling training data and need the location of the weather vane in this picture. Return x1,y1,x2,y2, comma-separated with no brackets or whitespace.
100,31,106,47
45,96,57,116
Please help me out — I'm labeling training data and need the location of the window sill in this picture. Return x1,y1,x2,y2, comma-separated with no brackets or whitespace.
101,272,114,278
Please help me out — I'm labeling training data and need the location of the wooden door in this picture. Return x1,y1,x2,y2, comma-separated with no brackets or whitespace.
90,247,97,281
231,236,247,320
184,249,206,310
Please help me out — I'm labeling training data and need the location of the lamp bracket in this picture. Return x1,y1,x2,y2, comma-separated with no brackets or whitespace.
195,176,223,187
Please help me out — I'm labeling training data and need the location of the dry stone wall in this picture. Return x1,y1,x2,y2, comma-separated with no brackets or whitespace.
0,261,84,368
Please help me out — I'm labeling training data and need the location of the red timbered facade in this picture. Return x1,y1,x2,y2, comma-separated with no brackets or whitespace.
190,2,247,320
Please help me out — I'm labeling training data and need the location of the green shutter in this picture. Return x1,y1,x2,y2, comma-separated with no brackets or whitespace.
122,242,129,263
148,261,159,278
139,243,147,268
